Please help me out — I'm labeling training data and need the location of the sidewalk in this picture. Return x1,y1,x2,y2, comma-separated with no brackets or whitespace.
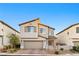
0,53,79,56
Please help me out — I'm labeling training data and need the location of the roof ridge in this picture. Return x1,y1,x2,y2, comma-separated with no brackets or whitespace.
0,20,19,33
56,23,79,35
39,23,55,30
19,18,40,26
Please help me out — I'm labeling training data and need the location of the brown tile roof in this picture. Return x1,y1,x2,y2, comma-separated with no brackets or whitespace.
56,23,79,35
0,20,19,33
19,18,40,26
38,23,55,30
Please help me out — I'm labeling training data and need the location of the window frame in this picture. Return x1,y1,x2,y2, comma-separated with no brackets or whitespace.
24,26,36,32
49,30,54,36
76,27,79,33
40,28,46,33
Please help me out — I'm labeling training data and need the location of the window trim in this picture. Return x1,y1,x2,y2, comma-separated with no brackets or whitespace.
40,28,46,33
24,26,36,32
76,27,79,33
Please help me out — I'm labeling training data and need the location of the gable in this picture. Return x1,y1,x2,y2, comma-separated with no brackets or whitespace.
19,18,40,26
56,23,79,35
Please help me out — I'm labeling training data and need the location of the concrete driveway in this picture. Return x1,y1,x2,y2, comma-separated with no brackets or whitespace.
15,49,48,54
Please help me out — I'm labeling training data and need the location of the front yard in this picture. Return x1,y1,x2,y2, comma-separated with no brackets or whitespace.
0,33,79,55
1,49,79,56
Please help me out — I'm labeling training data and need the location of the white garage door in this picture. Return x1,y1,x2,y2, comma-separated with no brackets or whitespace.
0,37,3,46
24,41,43,49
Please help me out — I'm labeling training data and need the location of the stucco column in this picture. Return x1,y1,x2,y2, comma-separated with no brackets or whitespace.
20,40,24,49
43,40,48,50
53,40,57,50
46,40,48,50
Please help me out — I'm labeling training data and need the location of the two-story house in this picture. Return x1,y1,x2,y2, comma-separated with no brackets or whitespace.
19,18,57,50
0,20,20,49
56,23,79,50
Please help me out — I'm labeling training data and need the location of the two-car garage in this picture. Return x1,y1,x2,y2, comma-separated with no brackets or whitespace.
24,40,43,49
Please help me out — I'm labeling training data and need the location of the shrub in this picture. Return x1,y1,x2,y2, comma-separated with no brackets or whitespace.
54,51,59,54
4,45,8,50
8,45,11,49
15,44,20,49
72,46,79,52
8,34,20,48
73,46,76,51
1,47,7,52
60,48,64,51
4,45,12,49
9,49,17,53
76,46,79,52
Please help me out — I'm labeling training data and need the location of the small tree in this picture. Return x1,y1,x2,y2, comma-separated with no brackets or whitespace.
8,34,20,48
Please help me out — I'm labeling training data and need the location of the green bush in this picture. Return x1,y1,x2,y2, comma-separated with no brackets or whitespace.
73,46,76,51
76,46,79,52
54,51,59,54
4,45,8,50
15,44,20,49
8,34,20,49
3,45,12,50
72,46,79,52
9,49,17,53
60,48,64,51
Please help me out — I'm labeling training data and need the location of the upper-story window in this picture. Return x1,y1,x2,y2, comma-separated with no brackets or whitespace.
40,28,46,33
25,26,36,32
67,32,69,35
76,27,79,33
49,30,54,36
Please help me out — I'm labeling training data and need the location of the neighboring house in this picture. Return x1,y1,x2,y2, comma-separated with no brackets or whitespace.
56,23,79,50
0,20,20,49
19,18,57,50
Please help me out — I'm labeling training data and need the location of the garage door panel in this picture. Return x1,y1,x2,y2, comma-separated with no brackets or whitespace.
24,41,43,49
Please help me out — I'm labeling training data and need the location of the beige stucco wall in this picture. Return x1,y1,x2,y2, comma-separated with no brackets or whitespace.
38,24,48,38
48,28,54,36
20,19,55,49
0,22,4,35
0,22,19,47
20,19,55,39
20,19,40,38
57,24,79,49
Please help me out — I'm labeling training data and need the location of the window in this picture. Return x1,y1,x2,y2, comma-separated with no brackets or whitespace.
40,28,45,33
49,30,54,36
67,32,69,35
76,27,79,33
25,26,36,32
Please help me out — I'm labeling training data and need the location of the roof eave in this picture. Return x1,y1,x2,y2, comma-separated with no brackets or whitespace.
19,18,40,26
56,23,79,35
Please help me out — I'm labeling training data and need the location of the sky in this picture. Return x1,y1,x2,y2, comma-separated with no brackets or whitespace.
0,3,79,34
